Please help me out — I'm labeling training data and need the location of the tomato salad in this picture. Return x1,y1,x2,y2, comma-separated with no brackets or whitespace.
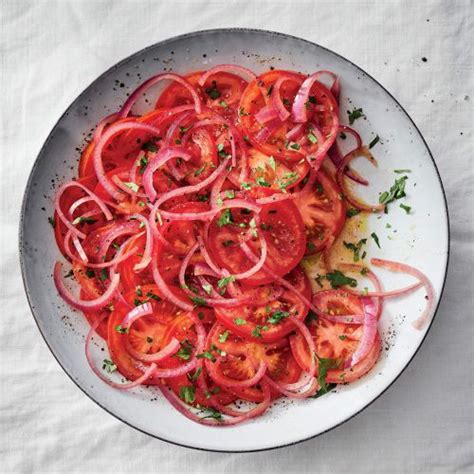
52,65,434,426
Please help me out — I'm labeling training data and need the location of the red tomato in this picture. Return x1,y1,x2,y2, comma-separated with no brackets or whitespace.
239,70,338,162
215,266,311,343
291,298,381,384
107,286,178,381
293,168,346,254
207,323,301,401
207,187,306,285
155,201,208,284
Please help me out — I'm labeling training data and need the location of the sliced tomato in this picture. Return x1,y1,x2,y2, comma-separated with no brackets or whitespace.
312,290,364,318
215,266,311,342
207,187,306,286
207,323,301,401
155,201,208,284
245,148,310,191
239,70,338,162
107,286,179,381
293,168,346,254
291,312,380,384
119,234,154,291
155,71,203,109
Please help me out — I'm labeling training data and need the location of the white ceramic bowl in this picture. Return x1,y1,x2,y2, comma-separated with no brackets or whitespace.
19,29,449,452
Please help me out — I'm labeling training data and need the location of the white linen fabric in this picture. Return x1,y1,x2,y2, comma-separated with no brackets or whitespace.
1,1,472,472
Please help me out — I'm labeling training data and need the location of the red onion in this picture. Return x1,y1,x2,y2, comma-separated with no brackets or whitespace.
263,374,318,399
198,64,257,87
255,104,279,124
271,74,302,121
54,262,119,311
55,182,113,239
97,221,140,263
127,214,153,272
142,146,193,202
371,258,435,330
93,122,162,201
345,297,378,368
125,337,180,364
120,73,202,118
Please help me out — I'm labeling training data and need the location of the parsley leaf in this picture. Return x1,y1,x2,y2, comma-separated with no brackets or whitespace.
72,216,97,226
179,386,195,404
218,330,230,343
123,182,139,192
102,359,117,373
394,169,411,174
371,232,381,248
217,275,235,288
175,340,193,361
194,164,207,177
315,357,340,393
307,133,318,144
115,325,129,334
343,238,367,262
188,367,202,382
346,208,361,218
347,107,365,125
256,176,270,187
205,82,221,100
190,296,207,307
251,325,269,338
268,156,277,170
48,216,56,228
217,209,233,227
379,176,408,206
325,270,357,289
368,135,380,149
234,318,246,326
199,408,223,421
400,203,411,214
268,310,290,324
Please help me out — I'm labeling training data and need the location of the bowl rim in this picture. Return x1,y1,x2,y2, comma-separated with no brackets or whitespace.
18,27,450,453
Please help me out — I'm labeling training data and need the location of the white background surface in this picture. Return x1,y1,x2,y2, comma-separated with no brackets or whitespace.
1,1,472,472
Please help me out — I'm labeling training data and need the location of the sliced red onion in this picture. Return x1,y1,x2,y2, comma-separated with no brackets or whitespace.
55,181,113,239
120,73,202,118
345,297,378,368
72,236,89,264
286,123,305,141
271,74,302,121
371,258,435,330
125,337,180,364
142,146,193,202
93,122,163,201
68,196,94,217
254,118,282,142
121,302,154,328
159,381,271,426
193,263,219,277
97,221,140,263
263,374,318,399
54,262,119,311
128,214,153,271
287,314,316,376
255,104,279,124
198,64,257,87
197,234,224,277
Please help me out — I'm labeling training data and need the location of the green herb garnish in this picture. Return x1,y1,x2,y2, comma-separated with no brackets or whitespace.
371,232,381,248
368,135,380,149
325,270,357,289
347,107,365,125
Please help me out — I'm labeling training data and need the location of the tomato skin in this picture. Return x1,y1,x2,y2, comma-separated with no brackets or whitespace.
293,168,346,255
207,323,301,401
207,187,306,286
215,266,311,343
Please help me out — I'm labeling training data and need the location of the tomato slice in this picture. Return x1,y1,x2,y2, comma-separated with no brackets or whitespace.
107,286,179,381
207,323,301,401
207,187,306,285
155,201,208,284
245,148,310,191
239,70,338,162
293,168,346,254
291,297,381,384
119,234,154,291
215,266,311,342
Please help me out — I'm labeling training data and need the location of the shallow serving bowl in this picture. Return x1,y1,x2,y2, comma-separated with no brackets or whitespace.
19,28,449,452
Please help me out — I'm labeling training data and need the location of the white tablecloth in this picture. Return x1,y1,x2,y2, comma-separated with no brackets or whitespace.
1,1,472,472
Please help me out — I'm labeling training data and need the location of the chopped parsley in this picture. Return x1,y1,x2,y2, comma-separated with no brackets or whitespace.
268,310,290,324
142,141,158,153
48,216,56,228
85,269,95,278
278,172,299,190
307,241,316,252
72,216,97,225
175,340,193,361
315,357,340,394
343,238,367,262
99,268,108,281
314,273,325,288
190,296,207,307
400,203,412,214
205,82,221,100
123,182,139,192
225,190,235,199
240,182,252,190
115,325,129,334
371,232,381,248
193,164,207,177
179,386,195,404
234,318,246,326
102,359,117,373
289,142,301,150
251,325,269,338
308,95,317,104
219,100,228,108
347,107,365,125
338,335,347,341
146,290,161,301
394,169,411,174
218,330,230,343
217,275,236,288
256,176,270,187
64,269,74,278
307,133,318,144
199,408,223,421
325,270,357,289
188,367,202,383
217,209,233,227
379,175,408,206
346,208,361,218
368,135,380,149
